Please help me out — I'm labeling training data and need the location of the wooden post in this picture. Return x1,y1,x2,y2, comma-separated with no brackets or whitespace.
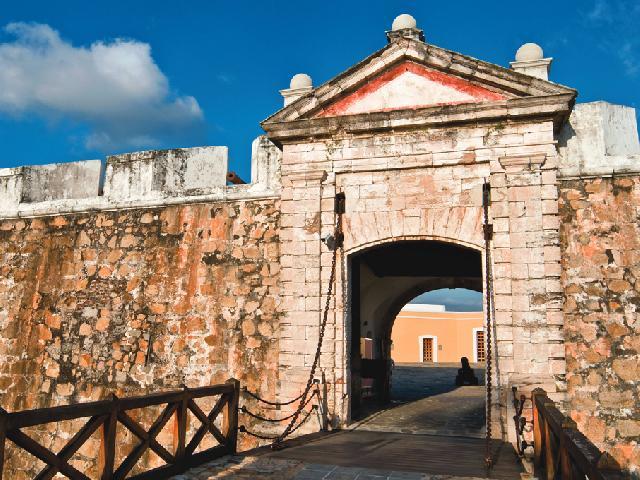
0,408,7,480
222,378,240,454
531,388,545,473
99,394,118,480
174,386,189,462
560,418,578,480
544,410,555,480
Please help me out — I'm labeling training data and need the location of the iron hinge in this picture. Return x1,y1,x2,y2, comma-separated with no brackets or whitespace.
335,192,346,214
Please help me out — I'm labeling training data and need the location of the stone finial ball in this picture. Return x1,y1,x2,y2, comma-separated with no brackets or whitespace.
289,73,313,89
391,14,417,31
515,43,544,62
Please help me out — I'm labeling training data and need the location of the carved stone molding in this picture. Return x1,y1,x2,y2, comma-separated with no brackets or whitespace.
498,154,547,173
283,170,328,186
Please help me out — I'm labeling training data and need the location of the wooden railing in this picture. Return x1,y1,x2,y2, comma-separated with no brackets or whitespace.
532,388,625,480
0,378,240,480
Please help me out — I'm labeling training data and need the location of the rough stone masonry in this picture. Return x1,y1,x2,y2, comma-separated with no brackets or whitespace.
0,14,638,477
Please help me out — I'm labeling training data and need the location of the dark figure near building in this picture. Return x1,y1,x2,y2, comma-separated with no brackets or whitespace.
455,357,479,386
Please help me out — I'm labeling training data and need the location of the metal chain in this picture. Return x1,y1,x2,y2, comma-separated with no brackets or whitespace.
240,406,317,441
241,391,319,423
241,387,306,407
271,197,344,449
482,180,495,471
340,213,349,422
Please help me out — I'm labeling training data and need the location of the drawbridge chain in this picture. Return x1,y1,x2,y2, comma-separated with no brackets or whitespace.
241,390,320,423
240,192,345,449
483,180,495,471
270,192,345,449
239,405,318,441
241,386,307,407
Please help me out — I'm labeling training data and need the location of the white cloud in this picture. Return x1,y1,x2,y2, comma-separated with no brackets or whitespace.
619,42,640,76
0,22,204,151
216,73,233,84
582,1,640,77
586,0,613,22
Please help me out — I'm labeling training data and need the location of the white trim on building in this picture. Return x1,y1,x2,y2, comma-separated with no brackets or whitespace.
472,327,485,363
402,304,446,313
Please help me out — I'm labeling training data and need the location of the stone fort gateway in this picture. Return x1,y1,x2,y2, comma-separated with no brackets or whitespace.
0,13,639,478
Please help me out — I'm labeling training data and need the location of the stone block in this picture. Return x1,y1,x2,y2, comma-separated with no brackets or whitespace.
104,146,228,201
0,167,24,209
0,160,102,207
559,102,640,177
26,160,102,203
541,185,558,199
250,135,282,191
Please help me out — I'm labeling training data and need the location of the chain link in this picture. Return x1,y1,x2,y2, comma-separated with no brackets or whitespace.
241,391,319,423
241,387,307,407
270,203,344,449
240,406,317,441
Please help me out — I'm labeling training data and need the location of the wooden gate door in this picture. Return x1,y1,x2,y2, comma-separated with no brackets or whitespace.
422,338,433,362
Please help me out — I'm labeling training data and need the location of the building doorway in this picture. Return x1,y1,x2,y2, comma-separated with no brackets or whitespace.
348,240,486,437
420,336,435,362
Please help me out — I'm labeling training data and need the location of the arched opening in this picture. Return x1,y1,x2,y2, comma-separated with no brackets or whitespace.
348,239,485,435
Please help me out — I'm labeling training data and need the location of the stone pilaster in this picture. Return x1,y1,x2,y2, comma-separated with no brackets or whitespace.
278,168,333,424
490,135,565,441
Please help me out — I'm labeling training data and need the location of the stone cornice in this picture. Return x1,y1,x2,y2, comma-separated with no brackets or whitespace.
262,38,576,126
0,187,280,220
263,93,575,145
498,153,547,173
284,170,328,184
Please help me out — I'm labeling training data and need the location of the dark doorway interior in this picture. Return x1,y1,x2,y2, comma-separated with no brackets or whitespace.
348,240,483,422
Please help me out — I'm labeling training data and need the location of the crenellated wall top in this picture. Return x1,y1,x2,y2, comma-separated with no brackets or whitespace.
0,136,281,218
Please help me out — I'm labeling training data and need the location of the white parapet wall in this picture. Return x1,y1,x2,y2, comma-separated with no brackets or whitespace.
0,137,282,218
104,146,228,201
250,135,282,191
558,101,640,177
0,160,102,206
0,168,24,210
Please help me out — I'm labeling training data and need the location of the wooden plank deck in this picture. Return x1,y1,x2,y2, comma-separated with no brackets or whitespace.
266,430,525,479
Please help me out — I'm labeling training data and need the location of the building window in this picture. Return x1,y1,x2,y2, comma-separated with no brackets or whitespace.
474,329,485,363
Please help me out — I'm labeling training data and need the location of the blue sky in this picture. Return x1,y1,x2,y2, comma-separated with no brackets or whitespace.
410,289,483,312
1,1,639,181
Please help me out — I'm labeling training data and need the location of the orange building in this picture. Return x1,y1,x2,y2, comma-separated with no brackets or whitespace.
390,304,485,363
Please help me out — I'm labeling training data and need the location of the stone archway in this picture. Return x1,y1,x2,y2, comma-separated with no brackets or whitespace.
346,238,483,420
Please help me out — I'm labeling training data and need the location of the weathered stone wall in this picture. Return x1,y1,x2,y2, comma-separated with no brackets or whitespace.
276,119,565,440
560,175,640,473
0,199,280,476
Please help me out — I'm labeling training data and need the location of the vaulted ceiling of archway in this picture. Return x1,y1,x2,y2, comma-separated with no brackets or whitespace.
355,240,481,278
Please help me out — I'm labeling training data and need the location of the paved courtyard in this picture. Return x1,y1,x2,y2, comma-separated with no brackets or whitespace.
353,363,486,437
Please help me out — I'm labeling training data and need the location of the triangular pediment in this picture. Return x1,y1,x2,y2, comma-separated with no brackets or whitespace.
262,38,576,126
316,61,506,117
